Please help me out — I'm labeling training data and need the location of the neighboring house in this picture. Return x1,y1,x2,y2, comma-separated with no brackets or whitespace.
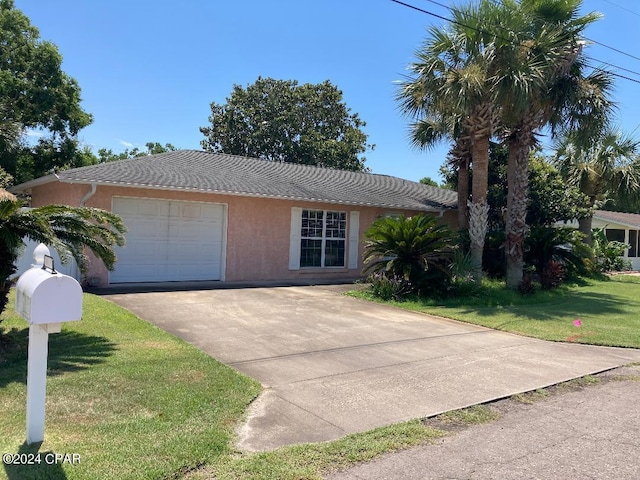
592,210,640,271
10,150,457,286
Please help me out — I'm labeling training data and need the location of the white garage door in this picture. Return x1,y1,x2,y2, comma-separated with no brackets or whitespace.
111,197,225,283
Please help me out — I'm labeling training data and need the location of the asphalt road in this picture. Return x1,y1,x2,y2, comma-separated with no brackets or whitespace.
326,365,640,480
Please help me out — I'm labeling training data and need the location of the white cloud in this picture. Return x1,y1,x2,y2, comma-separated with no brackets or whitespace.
118,139,134,148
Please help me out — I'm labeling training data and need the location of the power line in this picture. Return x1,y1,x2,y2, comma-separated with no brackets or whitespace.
392,0,640,84
601,0,640,18
583,36,640,63
418,0,640,64
588,65,640,85
589,58,640,79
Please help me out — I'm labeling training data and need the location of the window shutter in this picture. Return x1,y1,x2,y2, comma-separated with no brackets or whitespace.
348,211,360,269
289,207,302,270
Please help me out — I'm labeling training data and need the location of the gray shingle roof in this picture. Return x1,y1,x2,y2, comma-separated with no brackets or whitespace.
595,210,640,228
13,150,457,212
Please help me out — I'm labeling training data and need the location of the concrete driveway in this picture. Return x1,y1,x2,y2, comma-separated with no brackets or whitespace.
104,284,640,451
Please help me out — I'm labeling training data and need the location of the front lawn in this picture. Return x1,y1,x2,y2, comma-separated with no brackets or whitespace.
0,293,261,480
0,293,444,480
351,276,640,349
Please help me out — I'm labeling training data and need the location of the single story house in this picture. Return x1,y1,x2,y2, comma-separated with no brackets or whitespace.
10,150,458,286
591,210,640,271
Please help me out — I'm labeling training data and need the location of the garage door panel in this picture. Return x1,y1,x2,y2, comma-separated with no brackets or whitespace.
118,242,169,266
181,203,203,218
127,219,167,238
202,204,223,219
111,198,224,283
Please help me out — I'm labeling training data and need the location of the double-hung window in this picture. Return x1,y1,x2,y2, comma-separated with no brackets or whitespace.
289,207,359,271
300,210,346,267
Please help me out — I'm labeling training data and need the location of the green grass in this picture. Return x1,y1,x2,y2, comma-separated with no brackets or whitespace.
351,276,640,348
430,405,499,426
0,293,261,480
186,420,445,480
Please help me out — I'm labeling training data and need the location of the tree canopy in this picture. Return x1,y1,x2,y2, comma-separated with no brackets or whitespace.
95,142,177,163
399,0,612,288
0,0,92,185
200,77,373,172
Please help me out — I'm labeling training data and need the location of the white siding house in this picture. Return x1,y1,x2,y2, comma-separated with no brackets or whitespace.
591,210,640,271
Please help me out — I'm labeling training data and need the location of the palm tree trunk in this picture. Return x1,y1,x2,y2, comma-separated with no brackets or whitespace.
578,214,594,245
505,111,540,289
469,134,490,283
457,156,470,230
505,135,531,288
451,136,471,230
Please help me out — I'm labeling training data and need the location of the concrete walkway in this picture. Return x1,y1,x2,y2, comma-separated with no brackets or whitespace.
104,284,640,452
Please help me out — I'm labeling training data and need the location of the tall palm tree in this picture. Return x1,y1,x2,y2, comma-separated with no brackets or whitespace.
553,129,640,244
495,0,613,287
397,0,505,283
0,188,126,318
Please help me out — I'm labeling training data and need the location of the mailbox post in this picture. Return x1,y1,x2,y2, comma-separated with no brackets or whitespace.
15,244,83,445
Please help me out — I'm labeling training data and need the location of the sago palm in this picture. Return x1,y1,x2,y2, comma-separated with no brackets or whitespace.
362,214,456,295
0,188,126,318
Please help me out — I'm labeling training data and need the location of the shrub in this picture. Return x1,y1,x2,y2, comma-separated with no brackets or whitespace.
541,259,565,290
362,214,457,296
367,273,411,300
518,273,536,295
592,227,632,272
525,226,591,280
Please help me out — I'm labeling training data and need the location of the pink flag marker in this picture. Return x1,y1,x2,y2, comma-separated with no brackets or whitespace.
573,319,582,327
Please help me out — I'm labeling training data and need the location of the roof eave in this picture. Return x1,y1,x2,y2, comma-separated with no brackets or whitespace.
9,174,60,194
594,215,640,230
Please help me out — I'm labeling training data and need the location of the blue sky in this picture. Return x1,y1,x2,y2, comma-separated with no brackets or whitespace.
14,0,640,183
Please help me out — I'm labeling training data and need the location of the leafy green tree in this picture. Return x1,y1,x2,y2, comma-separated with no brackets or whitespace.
441,145,589,231
419,177,439,187
0,0,92,185
0,188,126,320
442,145,590,279
554,128,640,244
96,142,177,163
362,214,456,295
200,77,373,171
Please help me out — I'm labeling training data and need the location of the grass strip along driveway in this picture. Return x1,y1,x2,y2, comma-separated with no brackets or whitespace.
352,276,640,349
1,276,639,479
0,293,261,480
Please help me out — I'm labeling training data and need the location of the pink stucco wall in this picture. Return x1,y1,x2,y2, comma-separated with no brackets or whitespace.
30,182,457,286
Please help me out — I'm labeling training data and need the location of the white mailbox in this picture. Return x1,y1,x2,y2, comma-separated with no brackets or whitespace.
15,267,83,325
14,244,84,445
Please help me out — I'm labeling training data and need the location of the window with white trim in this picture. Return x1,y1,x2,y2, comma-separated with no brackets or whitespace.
300,209,346,267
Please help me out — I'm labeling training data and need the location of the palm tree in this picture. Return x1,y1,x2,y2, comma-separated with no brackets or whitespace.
0,188,126,318
495,0,613,288
553,129,640,244
397,0,505,283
